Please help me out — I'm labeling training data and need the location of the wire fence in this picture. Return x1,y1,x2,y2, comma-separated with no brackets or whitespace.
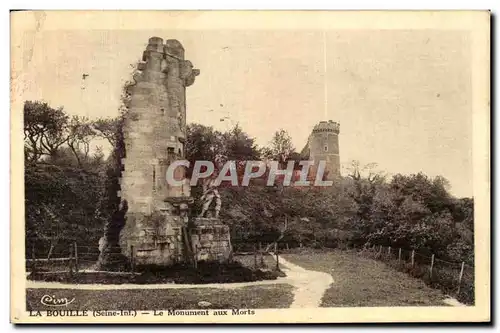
231,243,282,272
26,243,127,273
358,244,474,305
232,241,292,254
26,240,285,276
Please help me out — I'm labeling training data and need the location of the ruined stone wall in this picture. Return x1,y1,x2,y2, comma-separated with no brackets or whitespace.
118,37,199,265
308,120,341,181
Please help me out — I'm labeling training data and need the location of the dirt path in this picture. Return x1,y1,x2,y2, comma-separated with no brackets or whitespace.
443,297,467,306
273,254,334,308
26,255,333,308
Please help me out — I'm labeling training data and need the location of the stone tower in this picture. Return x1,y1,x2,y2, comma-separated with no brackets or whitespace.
307,120,341,181
118,37,232,266
118,37,200,265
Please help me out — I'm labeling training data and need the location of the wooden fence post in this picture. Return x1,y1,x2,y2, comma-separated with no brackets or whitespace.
429,254,435,278
31,243,36,273
74,242,79,273
457,261,465,295
398,248,402,263
388,246,391,258
130,245,135,272
411,250,415,267
275,245,280,271
253,244,258,269
258,242,263,266
193,245,198,270
69,245,74,275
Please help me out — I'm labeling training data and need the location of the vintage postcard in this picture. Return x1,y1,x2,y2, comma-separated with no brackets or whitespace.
10,10,490,323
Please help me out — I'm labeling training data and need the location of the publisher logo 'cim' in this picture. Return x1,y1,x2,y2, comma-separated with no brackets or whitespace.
40,295,75,307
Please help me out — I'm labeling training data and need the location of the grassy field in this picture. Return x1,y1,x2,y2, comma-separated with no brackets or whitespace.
26,250,452,310
282,249,448,307
26,284,294,311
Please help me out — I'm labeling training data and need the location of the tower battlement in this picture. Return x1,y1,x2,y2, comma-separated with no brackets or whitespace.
312,120,340,134
143,37,186,60
138,37,200,86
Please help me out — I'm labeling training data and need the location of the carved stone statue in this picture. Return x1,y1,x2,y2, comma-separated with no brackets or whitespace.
198,176,221,218
179,203,189,224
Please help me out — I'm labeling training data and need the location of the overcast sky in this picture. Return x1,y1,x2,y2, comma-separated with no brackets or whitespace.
18,27,472,197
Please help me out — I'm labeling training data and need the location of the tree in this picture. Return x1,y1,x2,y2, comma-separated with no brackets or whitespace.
24,100,109,260
67,116,96,167
341,161,385,243
345,160,385,183
264,129,295,166
93,117,122,147
390,173,453,215
24,101,70,163
223,124,260,162
185,123,225,169
185,123,261,179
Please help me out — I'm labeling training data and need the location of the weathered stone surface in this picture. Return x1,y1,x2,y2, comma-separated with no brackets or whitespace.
190,218,232,263
119,38,200,266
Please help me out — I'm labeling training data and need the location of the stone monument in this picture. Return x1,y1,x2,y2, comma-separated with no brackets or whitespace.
118,37,231,266
191,175,231,262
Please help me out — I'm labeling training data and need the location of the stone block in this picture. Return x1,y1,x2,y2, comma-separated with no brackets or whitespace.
190,217,232,263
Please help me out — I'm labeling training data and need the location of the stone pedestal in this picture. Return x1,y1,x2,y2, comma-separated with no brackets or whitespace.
190,218,232,263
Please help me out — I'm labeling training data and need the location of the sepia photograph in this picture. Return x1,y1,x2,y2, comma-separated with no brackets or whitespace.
10,10,490,323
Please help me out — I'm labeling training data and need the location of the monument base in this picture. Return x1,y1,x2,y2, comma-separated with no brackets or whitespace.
190,217,232,263
120,211,186,266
